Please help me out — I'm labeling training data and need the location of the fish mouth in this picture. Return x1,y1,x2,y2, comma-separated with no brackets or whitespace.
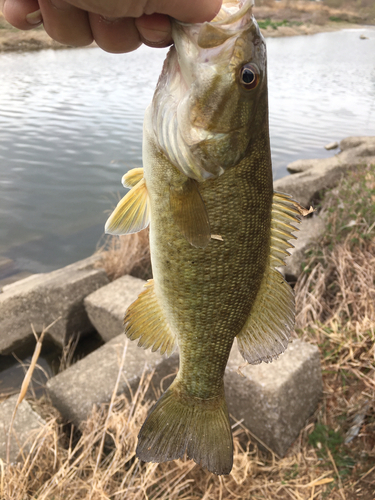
151,0,259,181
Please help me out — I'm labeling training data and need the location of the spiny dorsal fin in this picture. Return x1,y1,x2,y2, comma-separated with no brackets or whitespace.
124,279,177,356
105,177,150,235
169,178,211,248
236,192,305,365
270,191,302,267
122,168,144,188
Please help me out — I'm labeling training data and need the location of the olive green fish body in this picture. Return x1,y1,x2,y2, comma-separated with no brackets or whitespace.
105,0,303,475
146,132,273,401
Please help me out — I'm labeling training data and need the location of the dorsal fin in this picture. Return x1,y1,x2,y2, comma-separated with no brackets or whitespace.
236,192,304,365
269,192,302,267
105,177,150,235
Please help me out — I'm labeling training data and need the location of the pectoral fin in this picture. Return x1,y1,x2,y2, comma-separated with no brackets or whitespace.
124,279,177,356
122,168,144,188
236,192,303,364
105,177,150,235
170,178,211,248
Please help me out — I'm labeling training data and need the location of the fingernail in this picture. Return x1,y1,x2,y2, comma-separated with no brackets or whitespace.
49,0,72,10
26,9,43,25
101,16,121,23
140,28,171,44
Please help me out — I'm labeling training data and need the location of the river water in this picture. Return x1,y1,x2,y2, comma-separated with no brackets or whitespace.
0,27,374,274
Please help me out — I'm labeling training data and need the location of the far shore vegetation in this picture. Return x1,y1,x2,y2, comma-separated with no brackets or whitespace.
2,163,374,498
0,0,374,53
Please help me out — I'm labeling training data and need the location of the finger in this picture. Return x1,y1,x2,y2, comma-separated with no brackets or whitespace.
89,13,141,54
143,0,223,23
52,0,140,18
58,0,222,23
38,0,93,46
1,0,42,30
135,13,172,48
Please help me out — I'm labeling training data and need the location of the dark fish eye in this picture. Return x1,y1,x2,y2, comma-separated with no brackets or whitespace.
239,63,260,90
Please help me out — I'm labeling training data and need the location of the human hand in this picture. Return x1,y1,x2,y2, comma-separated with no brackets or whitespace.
0,0,222,53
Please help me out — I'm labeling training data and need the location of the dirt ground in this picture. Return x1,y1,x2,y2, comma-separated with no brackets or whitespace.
0,0,372,53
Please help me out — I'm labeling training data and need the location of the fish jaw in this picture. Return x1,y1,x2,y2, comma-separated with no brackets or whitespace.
150,0,267,182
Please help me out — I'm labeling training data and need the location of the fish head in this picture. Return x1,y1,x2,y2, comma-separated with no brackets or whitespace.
150,0,267,182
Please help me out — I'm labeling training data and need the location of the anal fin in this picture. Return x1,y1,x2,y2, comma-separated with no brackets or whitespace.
105,177,150,235
236,192,303,365
124,279,177,356
170,178,211,248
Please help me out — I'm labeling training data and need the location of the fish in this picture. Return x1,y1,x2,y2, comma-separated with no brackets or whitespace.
105,0,305,475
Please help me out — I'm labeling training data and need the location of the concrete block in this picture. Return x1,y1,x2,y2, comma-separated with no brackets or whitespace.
46,334,178,427
0,271,33,292
224,339,322,457
0,395,46,463
84,275,145,342
0,257,109,354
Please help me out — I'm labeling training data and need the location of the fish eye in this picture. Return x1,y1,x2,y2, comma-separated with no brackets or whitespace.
239,63,260,90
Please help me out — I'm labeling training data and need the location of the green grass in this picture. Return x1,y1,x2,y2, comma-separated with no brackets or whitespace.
257,18,303,30
329,16,345,22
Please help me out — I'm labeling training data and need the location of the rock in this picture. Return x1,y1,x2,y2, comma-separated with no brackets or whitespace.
0,256,109,355
359,34,368,40
286,158,322,174
225,339,322,457
0,394,46,463
276,156,344,207
84,275,145,343
283,216,326,281
277,136,375,207
339,136,368,150
339,136,375,156
46,334,178,427
324,141,339,151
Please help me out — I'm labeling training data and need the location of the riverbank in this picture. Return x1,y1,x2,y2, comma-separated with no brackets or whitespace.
0,0,373,53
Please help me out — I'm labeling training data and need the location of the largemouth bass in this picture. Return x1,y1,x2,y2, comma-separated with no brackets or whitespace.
106,0,303,475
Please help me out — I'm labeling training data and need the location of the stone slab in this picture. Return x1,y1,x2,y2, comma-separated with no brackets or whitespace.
46,334,178,427
0,257,109,354
84,275,145,342
224,339,322,457
0,394,46,463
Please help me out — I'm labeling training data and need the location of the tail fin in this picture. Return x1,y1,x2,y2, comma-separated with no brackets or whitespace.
136,380,233,475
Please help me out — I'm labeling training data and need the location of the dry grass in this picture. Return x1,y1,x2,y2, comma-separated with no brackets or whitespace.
95,229,152,282
2,165,375,498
